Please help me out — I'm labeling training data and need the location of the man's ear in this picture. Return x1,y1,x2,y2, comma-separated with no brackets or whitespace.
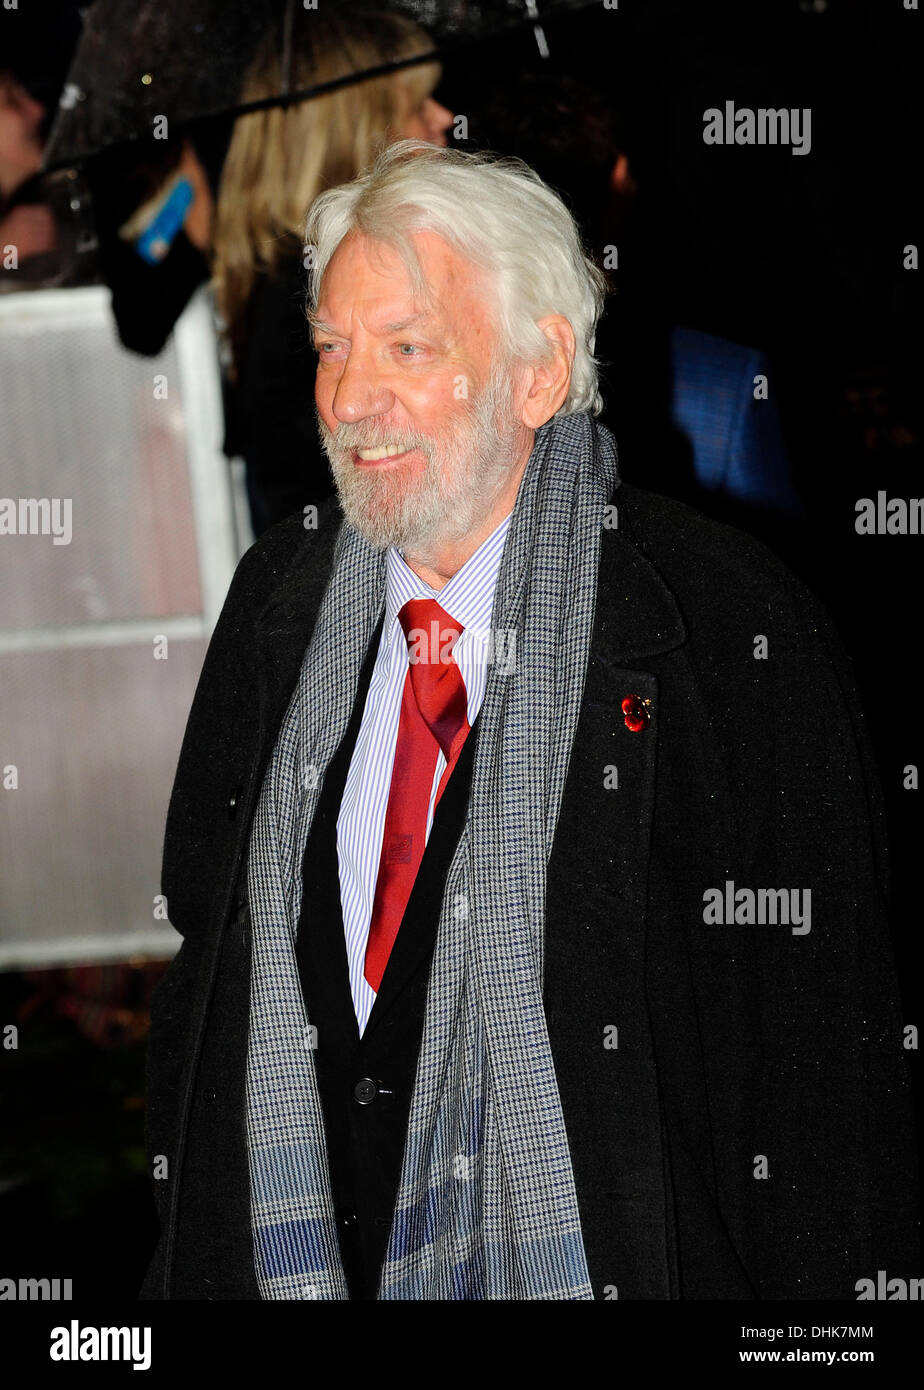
518,316,576,429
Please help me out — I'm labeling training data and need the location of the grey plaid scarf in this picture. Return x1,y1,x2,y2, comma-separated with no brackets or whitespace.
244,408,619,1300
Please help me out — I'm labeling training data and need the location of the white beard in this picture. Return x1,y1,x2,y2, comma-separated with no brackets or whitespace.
316,367,523,563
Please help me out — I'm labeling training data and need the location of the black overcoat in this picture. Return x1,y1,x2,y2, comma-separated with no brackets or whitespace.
140,476,919,1300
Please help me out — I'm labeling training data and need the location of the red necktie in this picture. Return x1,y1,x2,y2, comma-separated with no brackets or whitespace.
363,598,471,992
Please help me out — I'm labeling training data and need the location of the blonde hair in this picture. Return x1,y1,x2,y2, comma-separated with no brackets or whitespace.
210,9,440,376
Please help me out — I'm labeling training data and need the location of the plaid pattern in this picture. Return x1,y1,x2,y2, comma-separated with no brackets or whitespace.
245,409,619,1299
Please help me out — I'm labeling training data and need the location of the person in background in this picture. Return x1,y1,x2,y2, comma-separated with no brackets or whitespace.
87,128,223,348
0,68,58,287
477,72,802,525
88,8,451,542
210,7,453,536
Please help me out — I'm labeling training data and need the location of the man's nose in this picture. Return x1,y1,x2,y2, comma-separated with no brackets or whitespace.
330,351,396,425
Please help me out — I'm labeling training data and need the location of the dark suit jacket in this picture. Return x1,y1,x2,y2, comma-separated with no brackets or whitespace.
140,476,919,1300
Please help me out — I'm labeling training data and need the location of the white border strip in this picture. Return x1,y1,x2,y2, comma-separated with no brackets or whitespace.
173,287,239,631
0,615,206,654
0,927,181,971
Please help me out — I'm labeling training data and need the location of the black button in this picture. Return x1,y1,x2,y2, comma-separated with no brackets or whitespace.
353,1078,378,1105
341,1212,357,1229
227,784,243,821
203,1087,217,1102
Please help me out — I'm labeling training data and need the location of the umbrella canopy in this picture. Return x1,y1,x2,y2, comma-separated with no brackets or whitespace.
42,0,595,171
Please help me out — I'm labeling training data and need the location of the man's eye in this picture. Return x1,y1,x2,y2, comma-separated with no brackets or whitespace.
398,343,421,356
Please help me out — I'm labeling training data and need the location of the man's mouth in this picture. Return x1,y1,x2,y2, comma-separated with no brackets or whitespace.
351,445,419,466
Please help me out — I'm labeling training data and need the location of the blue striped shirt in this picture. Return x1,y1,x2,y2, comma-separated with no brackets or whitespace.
337,510,512,1035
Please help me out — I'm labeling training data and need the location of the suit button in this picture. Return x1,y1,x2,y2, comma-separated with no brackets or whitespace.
227,784,244,821
353,1078,378,1105
341,1212,357,1229
203,1087,217,1102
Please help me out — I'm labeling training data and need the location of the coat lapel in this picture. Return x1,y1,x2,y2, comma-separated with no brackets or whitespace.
361,713,481,1043
251,509,344,749
248,486,686,765
540,490,687,1297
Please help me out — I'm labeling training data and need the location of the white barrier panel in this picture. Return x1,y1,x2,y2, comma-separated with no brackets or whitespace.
0,285,241,968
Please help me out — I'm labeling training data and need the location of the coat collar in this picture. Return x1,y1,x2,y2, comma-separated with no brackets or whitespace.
594,481,688,665
253,482,687,678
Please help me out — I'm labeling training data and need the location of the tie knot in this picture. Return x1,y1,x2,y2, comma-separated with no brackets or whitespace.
398,598,463,666
397,598,468,762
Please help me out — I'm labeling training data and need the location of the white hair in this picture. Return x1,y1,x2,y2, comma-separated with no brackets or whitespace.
304,139,608,416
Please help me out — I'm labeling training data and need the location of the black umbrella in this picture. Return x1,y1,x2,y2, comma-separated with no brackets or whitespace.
41,0,595,172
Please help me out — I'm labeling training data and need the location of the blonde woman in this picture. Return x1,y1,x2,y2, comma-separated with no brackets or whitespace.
211,8,452,536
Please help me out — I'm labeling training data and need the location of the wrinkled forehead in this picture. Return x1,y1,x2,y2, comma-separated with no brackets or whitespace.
314,227,493,337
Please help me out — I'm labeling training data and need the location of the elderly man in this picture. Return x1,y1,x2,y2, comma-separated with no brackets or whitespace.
141,141,917,1301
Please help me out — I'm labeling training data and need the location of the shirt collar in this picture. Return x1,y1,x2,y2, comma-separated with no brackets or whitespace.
384,509,512,643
